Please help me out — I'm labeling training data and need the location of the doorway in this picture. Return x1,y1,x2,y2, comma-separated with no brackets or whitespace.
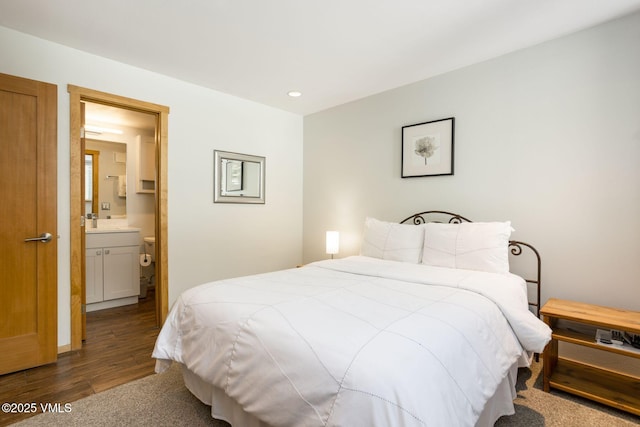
68,85,169,350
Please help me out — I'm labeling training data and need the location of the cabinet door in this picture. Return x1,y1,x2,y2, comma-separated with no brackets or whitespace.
85,248,104,303
136,136,155,193
103,246,140,301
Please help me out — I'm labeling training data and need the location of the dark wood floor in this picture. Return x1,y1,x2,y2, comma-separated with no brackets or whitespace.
0,290,159,426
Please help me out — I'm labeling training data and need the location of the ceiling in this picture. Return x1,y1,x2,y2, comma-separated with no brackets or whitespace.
2,0,640,115
84,101,157,132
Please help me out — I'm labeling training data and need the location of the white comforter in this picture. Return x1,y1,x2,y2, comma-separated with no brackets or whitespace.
153,256,551,427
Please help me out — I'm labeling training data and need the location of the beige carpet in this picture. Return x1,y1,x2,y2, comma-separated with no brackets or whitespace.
12,360,640,426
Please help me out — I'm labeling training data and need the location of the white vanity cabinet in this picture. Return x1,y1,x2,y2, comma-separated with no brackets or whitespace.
86,229,140,312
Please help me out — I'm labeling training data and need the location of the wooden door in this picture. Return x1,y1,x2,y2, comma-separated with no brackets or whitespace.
0,73,58,375
80,102,87,341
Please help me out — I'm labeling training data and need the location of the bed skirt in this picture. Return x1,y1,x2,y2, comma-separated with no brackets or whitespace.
177,357,524,427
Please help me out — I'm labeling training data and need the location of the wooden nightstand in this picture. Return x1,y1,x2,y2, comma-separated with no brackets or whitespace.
540,298,640,415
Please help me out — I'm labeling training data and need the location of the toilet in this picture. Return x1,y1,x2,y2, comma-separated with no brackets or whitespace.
143,236,156,261
140,236,155,298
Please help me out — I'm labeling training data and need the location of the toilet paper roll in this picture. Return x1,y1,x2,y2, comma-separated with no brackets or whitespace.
140,253,152,267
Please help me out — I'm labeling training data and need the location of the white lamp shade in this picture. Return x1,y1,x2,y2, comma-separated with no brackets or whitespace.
326,231,340,255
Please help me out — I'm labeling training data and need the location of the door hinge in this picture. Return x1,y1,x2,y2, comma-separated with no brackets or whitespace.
80,215,85,227
81,304,87,314
80,127,85,139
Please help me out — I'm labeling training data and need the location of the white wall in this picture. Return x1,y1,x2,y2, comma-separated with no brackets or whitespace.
0,26,303,348
303,12,640,312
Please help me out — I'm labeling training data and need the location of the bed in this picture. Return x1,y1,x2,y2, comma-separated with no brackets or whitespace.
153,211,552,427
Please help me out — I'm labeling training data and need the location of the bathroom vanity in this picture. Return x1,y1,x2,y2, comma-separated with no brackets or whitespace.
86,227,141,312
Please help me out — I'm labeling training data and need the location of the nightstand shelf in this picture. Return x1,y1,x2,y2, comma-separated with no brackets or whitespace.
541,298,640,416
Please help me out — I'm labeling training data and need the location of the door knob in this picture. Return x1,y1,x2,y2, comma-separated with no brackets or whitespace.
24,232,53,243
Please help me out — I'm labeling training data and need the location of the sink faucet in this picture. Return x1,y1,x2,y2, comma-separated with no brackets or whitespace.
87,213,98,228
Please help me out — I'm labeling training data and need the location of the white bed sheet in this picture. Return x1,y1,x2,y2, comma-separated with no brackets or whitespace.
153,256,551,427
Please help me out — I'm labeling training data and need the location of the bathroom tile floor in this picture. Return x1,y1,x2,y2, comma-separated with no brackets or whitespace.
0,290,159,426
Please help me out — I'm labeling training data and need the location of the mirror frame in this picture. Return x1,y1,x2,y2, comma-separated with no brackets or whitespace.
214,150,265,204
85,149,100,215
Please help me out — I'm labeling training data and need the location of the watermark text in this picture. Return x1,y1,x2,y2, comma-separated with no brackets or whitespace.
2,402,72,414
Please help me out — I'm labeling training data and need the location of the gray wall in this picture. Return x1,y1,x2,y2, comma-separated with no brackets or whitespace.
303,12,640,312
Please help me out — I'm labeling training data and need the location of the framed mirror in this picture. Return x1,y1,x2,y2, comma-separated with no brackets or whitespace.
85,149,100,215
85,139,128,217
214,150,265,204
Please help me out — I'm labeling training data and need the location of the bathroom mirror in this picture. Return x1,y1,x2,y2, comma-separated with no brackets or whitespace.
85,150,99,215
85,139,128,217
214,150,265,204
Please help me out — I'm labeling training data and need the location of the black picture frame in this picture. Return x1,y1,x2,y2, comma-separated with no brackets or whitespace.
401,117,454,178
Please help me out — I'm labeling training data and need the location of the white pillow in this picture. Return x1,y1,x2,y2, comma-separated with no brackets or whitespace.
421,221,513,273
360,217,425,263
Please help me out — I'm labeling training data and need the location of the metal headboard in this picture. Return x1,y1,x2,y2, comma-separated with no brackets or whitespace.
399,210,541,318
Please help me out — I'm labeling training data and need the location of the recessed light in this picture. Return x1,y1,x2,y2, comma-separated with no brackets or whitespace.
287,91,302,98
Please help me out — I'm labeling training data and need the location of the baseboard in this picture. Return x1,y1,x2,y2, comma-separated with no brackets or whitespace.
58,344,72,354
